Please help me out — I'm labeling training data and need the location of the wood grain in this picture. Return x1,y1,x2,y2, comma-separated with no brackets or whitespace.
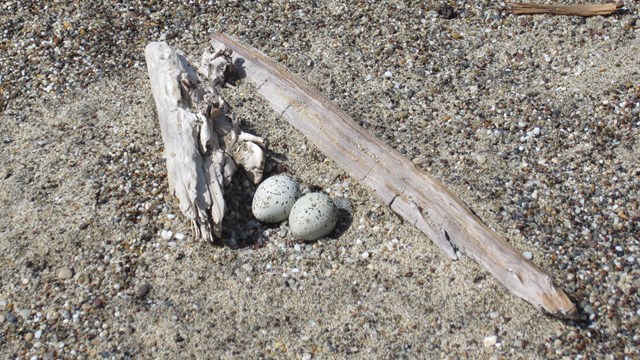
211,33,579,319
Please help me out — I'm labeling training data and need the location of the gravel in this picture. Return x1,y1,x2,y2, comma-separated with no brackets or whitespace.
57,267,74,280
1,0,639,359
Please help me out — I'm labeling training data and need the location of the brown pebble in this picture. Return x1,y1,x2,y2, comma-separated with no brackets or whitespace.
136,284,151,299
25,332,34,341
93,298,105,308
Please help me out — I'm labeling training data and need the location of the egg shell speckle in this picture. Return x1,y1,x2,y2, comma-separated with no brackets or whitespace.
289,192,338,241
252,174,301,223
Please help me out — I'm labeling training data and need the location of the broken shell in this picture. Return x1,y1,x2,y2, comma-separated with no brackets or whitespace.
252,174,301,223
289,192,338,241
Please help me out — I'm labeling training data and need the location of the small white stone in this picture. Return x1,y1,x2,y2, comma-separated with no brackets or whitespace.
384,71,393,78
175,232,185,240
58,268,73,280
522,251,533,260
160,230,173,240
361,251,370,259
20,309,31,319
483,335,498,347
35,330,42,339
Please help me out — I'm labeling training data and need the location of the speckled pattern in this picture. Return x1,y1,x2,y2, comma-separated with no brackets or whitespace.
1,0,639,359
290,192,339,241
252,174,301,223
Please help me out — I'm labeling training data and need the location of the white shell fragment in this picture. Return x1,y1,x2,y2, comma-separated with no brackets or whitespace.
252,175,301,223
289,192,338,241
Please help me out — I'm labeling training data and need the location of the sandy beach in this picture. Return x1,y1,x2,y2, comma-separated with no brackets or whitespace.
1,1,639,358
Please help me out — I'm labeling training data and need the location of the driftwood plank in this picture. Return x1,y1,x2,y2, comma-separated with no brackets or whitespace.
507,2,623,16
211,33,579,319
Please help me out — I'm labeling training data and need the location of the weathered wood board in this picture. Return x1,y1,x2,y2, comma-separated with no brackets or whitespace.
211,33,578,319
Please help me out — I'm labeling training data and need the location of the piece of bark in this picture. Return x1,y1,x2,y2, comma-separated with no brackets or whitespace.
211,33,579,319
507,2,623,16
145,41,265,242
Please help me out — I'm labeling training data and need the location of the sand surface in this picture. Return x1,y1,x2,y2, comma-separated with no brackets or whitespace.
1,1,639,359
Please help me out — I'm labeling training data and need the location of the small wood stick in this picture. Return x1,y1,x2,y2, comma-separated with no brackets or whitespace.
507,2,623,16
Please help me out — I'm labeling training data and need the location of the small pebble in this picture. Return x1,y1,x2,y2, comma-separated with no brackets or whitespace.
93,298,105,308
476,154,487,165
522,251,533,260
35,330,43,339
242,264,253,272
136,284,151,299
0,314,4,323
302,353,312,360
20,309,31,319
5,312,17,323
58,268,73,280
25,332,34,341
160,230,173,240
484,335,498,347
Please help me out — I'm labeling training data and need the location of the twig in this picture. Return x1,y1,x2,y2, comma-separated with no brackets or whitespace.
507,2,623,16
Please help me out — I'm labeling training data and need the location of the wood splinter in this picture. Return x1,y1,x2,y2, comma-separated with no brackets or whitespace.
211,33,579,319
507,1,624,17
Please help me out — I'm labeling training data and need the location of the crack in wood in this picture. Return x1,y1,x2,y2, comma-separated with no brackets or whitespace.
256,79,268,90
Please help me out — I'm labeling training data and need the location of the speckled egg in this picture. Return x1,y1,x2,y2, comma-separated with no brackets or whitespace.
252,174,301,223
289,192,338,241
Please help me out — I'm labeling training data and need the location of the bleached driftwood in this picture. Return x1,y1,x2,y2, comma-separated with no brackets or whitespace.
210,33,578,319
145,41,265,242
507,2,623,16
